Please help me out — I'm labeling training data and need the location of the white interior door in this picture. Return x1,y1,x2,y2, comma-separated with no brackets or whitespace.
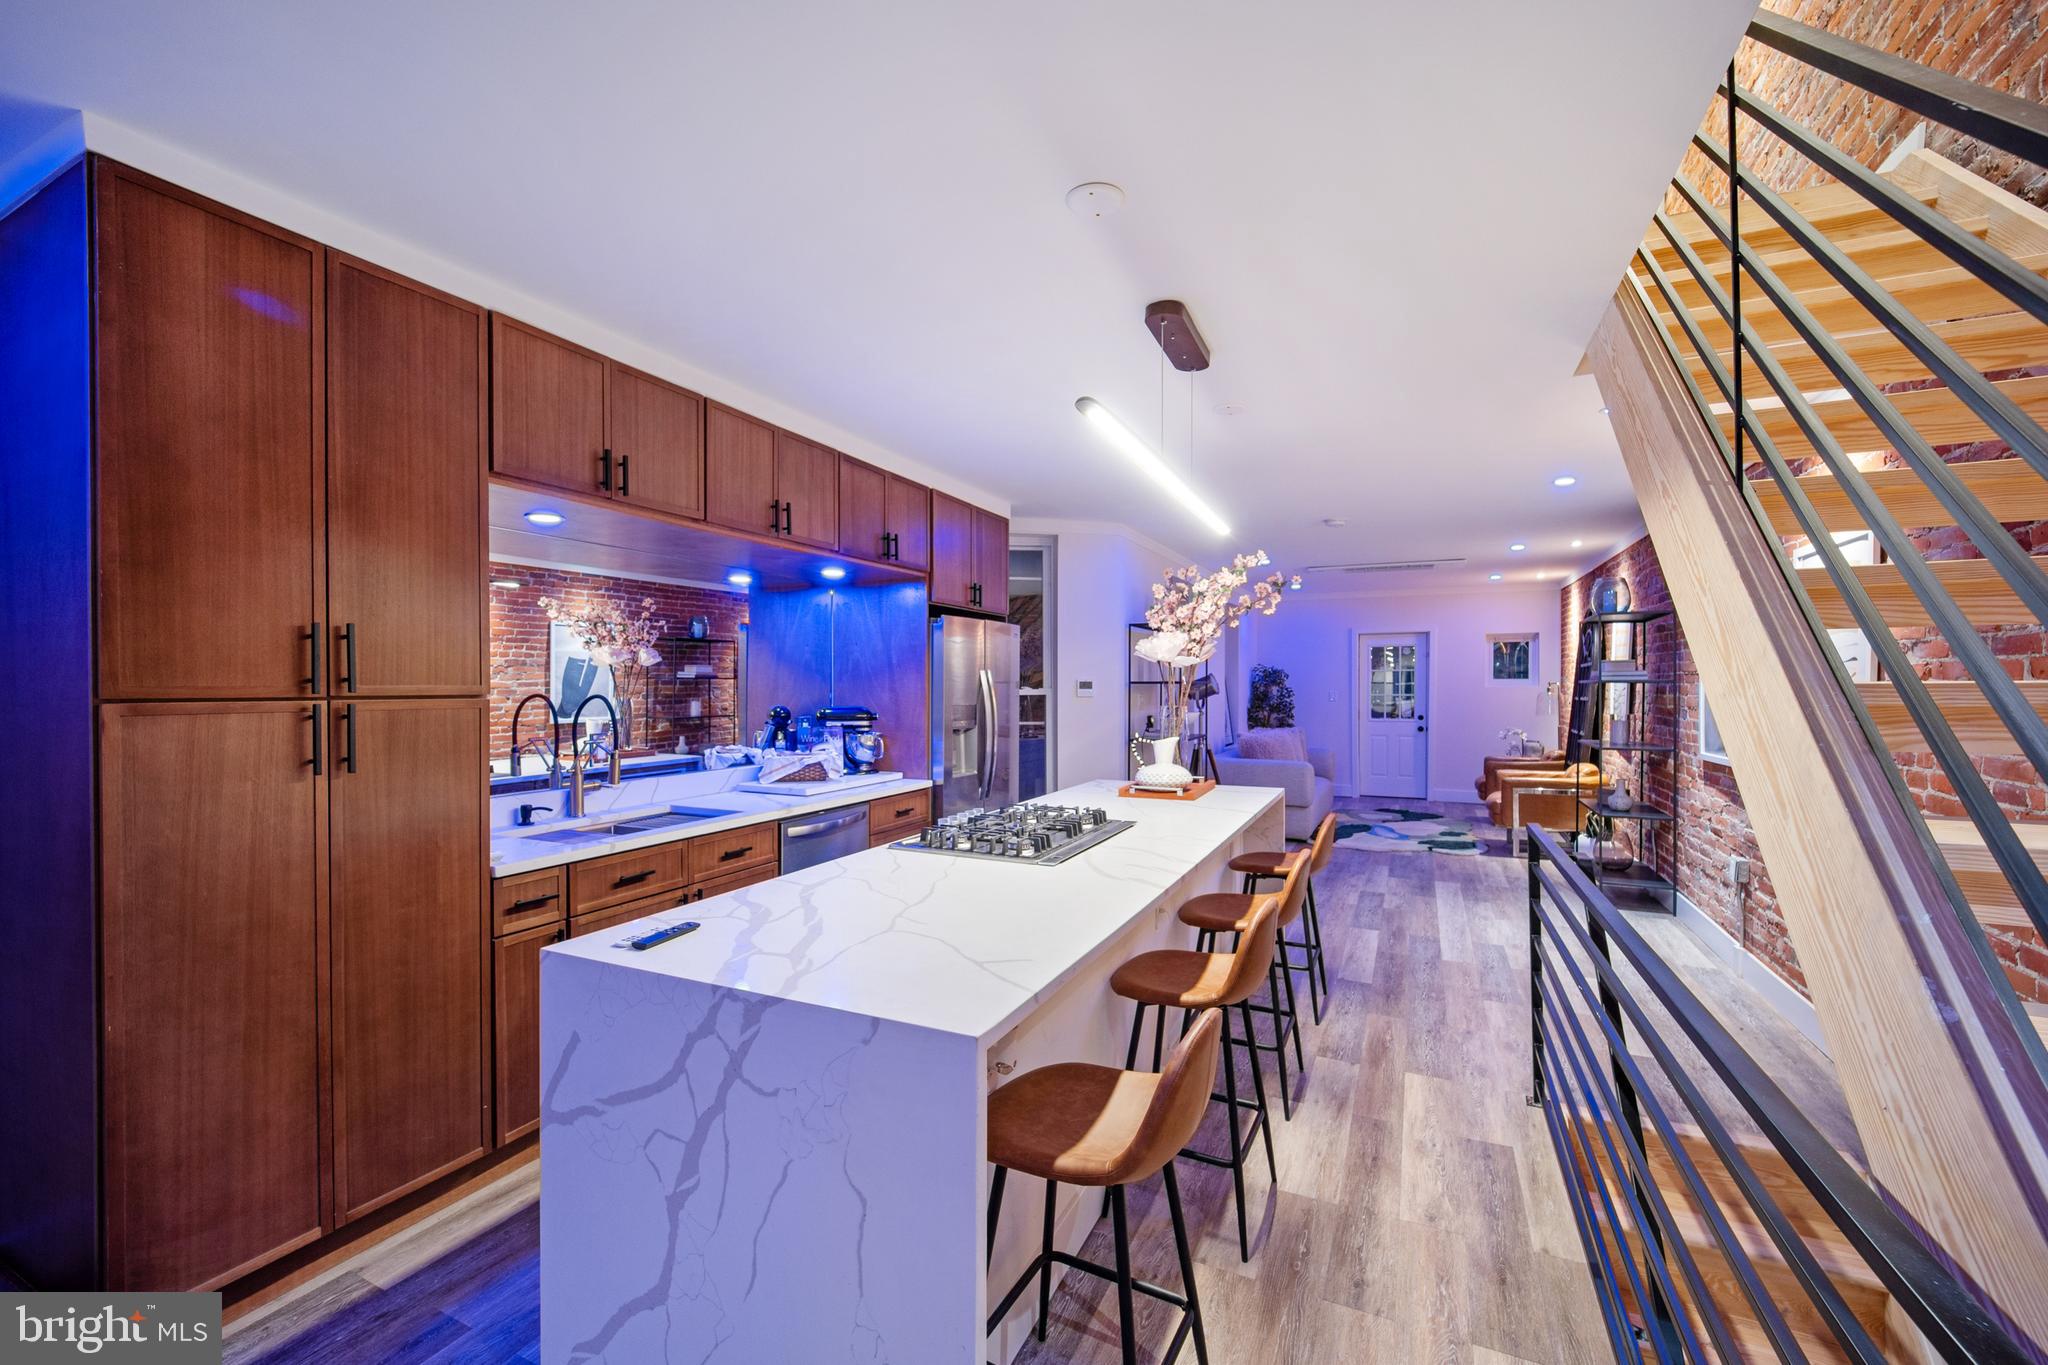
1360,634,1428,799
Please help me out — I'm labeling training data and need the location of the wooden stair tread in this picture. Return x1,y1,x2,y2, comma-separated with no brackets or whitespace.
1923,816,2048,932
1657,181,1944,261
1750,459,2048,536
1720,373,2048,459
1678,307,2047,395
1854,677,2048,758
2029,1001,2048,1047
1650,220,1991,316
1797,555,2044,630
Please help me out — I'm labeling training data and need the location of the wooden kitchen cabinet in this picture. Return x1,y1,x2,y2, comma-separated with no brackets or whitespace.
94,163,322,700
99,702,325,1291
705,401,779,535
930,491,977,609
885,472,931,570
608,363,705,521
493,919,562,1146
838,456,888,562
974,507,1011,616
490,315,608,497
774,430,840,549
328,698,488,1223
686,822,778,881
327,256,487,696
569,842,688,918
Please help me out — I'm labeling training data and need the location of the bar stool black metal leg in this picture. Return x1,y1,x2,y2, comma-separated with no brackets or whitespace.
1162,1162,1210,1365
1238,1000,1277,1183
1125,1001,1146,1070
1151,1004,1165,1073
988,1165,1007,1265
1266,958,1295,1120
1275,931,1306,1071
1307,875,1331,999
1295,926,1324,1026
1219,1004,1250,1261
1036,1178,1056,1342
1109,1184,1139,1365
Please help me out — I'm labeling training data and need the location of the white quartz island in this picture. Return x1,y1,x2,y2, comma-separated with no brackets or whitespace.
538,779,1286,1364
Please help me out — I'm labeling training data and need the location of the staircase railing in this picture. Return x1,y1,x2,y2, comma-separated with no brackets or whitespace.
1624,16,2048,1104
1526,823,2031,1363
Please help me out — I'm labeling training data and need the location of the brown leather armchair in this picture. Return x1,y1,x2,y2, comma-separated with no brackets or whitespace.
1475,750,1566,800
1484,763,1599,851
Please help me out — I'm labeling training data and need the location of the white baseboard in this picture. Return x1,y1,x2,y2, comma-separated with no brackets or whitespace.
1430,784,1483,806
1673,890,1828,1056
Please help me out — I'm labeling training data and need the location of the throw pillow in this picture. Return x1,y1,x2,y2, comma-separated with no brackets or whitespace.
1239,727,1307,762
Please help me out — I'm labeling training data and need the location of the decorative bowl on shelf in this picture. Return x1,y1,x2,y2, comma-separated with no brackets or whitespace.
1591,575,1632,615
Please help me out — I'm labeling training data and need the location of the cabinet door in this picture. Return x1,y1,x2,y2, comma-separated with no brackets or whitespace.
704,402,778,535
775,432,841,549
327,257,487,696
95,163,321,699
929,491,977,608
838,456,888,561
329,698,488,1221
490,315,608,497
492,920,561,1147
101,702,324,1291
609,363,705,521
885,473,931,570
975,509,1011,615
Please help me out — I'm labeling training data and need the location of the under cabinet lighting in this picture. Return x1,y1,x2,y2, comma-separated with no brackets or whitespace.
1489,573,1503,581
523,509,565,527
1073,396,1229,537
1509,543,1526,552
1571,539,1584,548
727,571,754,588
820,566,848,581
490,578,524,590
1552,475,1577,487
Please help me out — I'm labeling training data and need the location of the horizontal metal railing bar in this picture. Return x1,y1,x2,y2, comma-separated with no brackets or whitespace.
1537,953,1777,1363
1745,13,2048,171
1529,828,2033,1363
1540,1006,1703,1362
1536,1043,1654,1364
1690,131,2048,486
1727,80,2048,328
1649,181,2048,946
1537,913,1875,1363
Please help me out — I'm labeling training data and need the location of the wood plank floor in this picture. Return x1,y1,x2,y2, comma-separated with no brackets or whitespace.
222,797,1851,1364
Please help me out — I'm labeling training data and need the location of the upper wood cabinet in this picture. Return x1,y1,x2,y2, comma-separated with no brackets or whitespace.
839,457,930,568
774,431,840,549
885,472,931,570
100,702,325,1291
489,315,607,498
705,401,779,535
94,163,322,700
975,507,1010,616
608,364,705,520
328,698,488,1223
930,491,977,610
327,257,487,696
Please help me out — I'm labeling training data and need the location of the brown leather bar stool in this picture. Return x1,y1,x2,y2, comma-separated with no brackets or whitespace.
986,1010,1222,1365
1176,855,1312,1119
1229,812,1337,1022
1109,890,1284,1263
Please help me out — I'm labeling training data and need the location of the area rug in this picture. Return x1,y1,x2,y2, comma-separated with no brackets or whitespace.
1334,807,1484,856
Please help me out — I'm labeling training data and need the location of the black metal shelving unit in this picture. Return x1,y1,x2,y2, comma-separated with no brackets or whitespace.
1568,607,1679,913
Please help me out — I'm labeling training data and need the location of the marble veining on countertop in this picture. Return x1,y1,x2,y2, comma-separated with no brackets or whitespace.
542,779,1285,1042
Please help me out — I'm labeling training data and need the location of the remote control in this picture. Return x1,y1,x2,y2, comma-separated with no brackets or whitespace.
625,921,700,951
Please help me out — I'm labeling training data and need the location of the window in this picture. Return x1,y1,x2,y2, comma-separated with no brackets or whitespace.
1699,684,1730,766
1369,643,1418,719
1489,633,1536,683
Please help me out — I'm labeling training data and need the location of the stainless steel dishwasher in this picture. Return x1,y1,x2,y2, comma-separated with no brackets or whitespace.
780,805,870,873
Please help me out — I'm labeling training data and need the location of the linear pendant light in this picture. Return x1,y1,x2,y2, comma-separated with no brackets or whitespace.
1073,396,1230,536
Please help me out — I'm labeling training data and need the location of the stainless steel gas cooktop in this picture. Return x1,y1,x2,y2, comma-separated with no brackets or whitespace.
892,803,1134,866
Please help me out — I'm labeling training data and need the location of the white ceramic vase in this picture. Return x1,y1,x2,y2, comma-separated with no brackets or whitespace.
1131,734,1195,790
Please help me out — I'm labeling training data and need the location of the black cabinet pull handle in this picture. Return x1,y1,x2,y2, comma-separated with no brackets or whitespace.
614,868,657,888
340,622,358,693
552,927,568,944
309,621,322,692
509,893,559,912
619,454,630,497
782,503,793,536
599,448,614,492
770,499,784,533
310,703,324,775
342,703,358,774
718,846,750,862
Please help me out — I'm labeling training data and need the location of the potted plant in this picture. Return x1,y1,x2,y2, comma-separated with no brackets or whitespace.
1248,665,1296,729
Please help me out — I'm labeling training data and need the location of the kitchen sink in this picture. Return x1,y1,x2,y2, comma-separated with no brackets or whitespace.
521,807,733,843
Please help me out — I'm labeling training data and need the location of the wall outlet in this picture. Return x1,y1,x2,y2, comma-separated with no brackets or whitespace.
1728,855,1750,886
1074,679,1095,699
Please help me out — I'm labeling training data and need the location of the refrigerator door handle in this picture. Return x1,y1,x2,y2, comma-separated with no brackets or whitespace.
978,667,998,800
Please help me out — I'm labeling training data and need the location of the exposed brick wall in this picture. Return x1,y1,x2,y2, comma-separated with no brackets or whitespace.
488,561,747,762
1563,540,1806,995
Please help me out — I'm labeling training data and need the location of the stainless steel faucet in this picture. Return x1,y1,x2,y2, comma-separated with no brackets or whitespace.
565,694,623,818
509,692,563,777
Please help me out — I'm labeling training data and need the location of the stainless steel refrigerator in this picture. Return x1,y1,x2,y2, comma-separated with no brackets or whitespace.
930,614,1019,816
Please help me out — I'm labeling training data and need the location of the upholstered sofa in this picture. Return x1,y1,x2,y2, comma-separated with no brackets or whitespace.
1474,749,1566,800
1214,728,1335,841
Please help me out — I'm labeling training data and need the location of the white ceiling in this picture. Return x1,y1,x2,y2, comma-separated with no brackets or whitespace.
0,0,1756,588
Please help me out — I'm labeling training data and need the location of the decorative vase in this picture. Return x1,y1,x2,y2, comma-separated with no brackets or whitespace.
1131,734,1195,790
1608,782,1633,812
613,695,635,751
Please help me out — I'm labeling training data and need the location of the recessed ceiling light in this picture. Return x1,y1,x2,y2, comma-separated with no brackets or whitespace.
1287,579,1303,591
490,577,523,590
1322,517,1347,528
819,566,847,581
1552,474,1578,487
523,509,564,527
1509,543,1527,552
1571,538,1584,548
1489,573,1504,581
726,571,754,588
1065,181,1125,219
1598,405,1612,417
1074,396,1230,536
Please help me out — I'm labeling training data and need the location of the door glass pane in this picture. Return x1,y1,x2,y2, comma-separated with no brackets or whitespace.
1010,546,1048,798
1371,643,1417,719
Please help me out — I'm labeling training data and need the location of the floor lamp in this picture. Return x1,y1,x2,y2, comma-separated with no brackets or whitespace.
1188,674,1221,782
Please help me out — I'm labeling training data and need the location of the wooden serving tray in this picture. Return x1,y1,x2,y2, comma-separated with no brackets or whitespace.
1118,779,1217,801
